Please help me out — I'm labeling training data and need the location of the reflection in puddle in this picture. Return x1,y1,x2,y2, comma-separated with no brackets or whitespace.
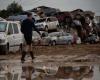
93,65,100,80
0,63,100,80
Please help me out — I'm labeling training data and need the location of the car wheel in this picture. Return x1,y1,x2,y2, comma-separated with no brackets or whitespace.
45,26,48,31
48,41,52,46
67,40,72,45
51,41,56,46
90,40,95,44
4,43,9,55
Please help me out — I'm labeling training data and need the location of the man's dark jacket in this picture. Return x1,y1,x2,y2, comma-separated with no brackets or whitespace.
21,18,40,36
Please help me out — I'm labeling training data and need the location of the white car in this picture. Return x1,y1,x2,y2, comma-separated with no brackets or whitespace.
0,17,6,21
0,21,24,54
35,17,59,31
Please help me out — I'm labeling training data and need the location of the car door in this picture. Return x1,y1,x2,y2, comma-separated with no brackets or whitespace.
63,33,72,44
49,17,55,29
46,18,51,29
62,33,69,44
12,23,22,47
7,23,15,48
52,17,57,29
57,32,64,44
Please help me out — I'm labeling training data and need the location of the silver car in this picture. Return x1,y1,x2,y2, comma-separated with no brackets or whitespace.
32,31,74,46
43,32,74,46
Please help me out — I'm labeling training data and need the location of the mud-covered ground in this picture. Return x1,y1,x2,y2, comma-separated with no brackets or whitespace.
0,43,100,62
33,44,100,56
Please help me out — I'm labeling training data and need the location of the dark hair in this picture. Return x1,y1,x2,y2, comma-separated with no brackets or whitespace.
27,12,32,17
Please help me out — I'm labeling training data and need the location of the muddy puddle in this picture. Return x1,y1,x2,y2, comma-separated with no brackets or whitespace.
0,53,100,80
0,59,100,80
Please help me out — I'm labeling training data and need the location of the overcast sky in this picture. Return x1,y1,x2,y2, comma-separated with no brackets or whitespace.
0,0,100,15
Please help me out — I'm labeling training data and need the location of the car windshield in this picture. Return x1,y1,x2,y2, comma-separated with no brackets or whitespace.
0,22,7,32
36,18,46,23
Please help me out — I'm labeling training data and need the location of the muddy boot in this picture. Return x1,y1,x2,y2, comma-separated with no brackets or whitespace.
30,51,35,61
21,51,27,63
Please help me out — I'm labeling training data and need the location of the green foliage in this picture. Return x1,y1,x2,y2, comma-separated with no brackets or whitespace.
0,9,8,18
0,1,23,18
7,1,23,15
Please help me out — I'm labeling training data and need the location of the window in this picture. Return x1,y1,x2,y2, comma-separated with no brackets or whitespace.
13,23,19,34
8,23,13,35
0,22,7,32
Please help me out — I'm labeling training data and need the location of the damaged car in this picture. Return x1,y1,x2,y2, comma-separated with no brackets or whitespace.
85,34,99,44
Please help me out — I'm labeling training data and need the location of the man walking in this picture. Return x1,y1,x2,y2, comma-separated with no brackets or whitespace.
21,12,41,63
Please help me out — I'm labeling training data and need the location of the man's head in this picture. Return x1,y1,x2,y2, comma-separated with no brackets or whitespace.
27,12,32,20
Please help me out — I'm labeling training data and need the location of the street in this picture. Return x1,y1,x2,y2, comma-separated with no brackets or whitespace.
0,43,100,61
0,43,100,66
